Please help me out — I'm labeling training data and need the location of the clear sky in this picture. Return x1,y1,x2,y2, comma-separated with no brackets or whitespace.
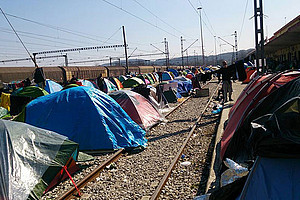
0,0,299,66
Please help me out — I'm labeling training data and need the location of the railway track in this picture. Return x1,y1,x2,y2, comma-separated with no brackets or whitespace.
43,81,219,200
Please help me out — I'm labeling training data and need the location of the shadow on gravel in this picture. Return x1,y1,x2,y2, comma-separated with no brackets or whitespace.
196,115,220,196
147,128,191,142
168,118,197,123
197,118,219,127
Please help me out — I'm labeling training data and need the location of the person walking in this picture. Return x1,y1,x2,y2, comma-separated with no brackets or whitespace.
217,60,234,103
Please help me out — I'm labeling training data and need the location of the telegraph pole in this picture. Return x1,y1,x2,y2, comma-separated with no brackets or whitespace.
214,36,217,65
181,36,184,68
234,31,238,61
122,26,129,74
254,0,265,74
198,7,205,66
164,38,170,67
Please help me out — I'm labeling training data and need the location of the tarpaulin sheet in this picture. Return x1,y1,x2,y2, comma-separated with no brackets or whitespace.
109,90,165,130
0,120,66,200
169,79,192,95
239,157,300,200
24,86,147,150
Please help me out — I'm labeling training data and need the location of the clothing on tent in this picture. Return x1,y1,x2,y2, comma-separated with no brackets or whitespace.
0,92,10,111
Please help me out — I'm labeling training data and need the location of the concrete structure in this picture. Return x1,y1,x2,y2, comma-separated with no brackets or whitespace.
265,15,300,70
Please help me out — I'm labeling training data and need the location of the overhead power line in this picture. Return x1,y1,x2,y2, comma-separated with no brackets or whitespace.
101,0,180,39
4,12,123,44
132,0,192,39
238,0,249,42
187,0,215,37
198,0,216,35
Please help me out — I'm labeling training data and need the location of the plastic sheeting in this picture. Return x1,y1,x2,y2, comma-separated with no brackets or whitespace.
23,86,147,150
109,90,165,130
0,120,67,200
44,79,63,94
239,157,300,200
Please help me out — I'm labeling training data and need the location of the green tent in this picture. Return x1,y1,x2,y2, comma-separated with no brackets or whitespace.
12,86,49,98
10,86,49,115
144,74,154,84
0,120,79,200
122,77,145,88
62,83,79,90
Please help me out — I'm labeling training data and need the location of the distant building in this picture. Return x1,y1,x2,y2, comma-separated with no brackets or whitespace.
265,15,300,71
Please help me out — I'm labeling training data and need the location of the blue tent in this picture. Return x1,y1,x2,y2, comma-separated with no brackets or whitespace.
79,79,97,89
162,72,173,81
239,157,300,200
23,87,147,150
168,69,179,77
170,79,192,96
44,79,63,94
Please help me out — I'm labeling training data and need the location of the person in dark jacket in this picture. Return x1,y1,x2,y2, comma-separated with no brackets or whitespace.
217,60,234,103
96,73,104,92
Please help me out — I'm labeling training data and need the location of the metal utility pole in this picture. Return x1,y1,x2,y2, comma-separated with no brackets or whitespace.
234,31,238,61
186,51,189,66
194,50,197,67
197,7,205,66
164,38,170,67
122,26,129,74
214,36,217,65
64,54,68,66
181,36,184,68
254,0,265,74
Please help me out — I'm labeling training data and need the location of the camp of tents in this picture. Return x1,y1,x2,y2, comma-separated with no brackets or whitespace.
0,67,216,199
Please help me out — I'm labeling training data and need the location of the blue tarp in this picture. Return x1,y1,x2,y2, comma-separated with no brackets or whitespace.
170,79,192,95
168,69,179,77
239,157,300,200
24,86,147,150
44,79,63,94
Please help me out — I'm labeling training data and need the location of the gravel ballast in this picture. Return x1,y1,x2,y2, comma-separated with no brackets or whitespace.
43,81,220,200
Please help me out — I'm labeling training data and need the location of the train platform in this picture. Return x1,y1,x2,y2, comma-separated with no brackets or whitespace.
205,81,247,193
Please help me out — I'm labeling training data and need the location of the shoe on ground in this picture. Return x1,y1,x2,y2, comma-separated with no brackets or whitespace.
229,99,234,101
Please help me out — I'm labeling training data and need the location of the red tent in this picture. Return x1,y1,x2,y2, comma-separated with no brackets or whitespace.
221,70,300,160
109,90,164,130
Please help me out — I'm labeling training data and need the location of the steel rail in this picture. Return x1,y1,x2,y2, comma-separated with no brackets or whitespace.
58,148,124,200
150,83,220,200
165,81,210,117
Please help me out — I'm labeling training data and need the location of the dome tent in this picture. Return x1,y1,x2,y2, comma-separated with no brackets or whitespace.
17,86,147,150
109,90,165,130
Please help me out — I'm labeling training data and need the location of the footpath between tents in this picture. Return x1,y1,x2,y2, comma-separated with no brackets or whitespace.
206,81,246,193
